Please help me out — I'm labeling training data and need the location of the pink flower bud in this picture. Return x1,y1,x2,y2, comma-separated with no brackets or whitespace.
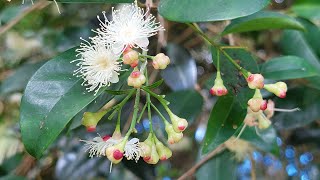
144,144,159,164
244,112,258,127
165,124,183,144
106,143,125,164
264,82,287,98
247,90,267,112
210,72,228,96
169,113,188,133
246,73,264,89
154,137,172,161
81,111,106,132
264,100,275,119
140,142,152,159
123,49,139,66
152,53,170,70
102,135,111,141
127,70,146,88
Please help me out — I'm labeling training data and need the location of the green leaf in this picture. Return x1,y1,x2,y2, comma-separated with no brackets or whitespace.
196,151,237,180
222,11,305,35
261,56,319,80
273,87,320,129
0,175,27,180
54,0,133,3
292,4,320,21
165,90,203,122
20,47,127,158
0,62,45,96
105,89,131,95
240,126,279,155
158,0,270,22
280,30,320,89
144,79,164,89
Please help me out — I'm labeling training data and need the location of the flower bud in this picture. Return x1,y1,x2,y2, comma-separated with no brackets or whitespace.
165,123,183,144
264,82,287,98
81,111,106,132
264,100,275,119
154,137,172,160
244,112,258,127
144,144,159,164
246,73,264,89
105,141,125,164
209,73,228,96
169,113,188,133
140,142,152,159
247,90,267,112
127,70,146,88
152,53,170,70
123,49,139,67
257,114,271,129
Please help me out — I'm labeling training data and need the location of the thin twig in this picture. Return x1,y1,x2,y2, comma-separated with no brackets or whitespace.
249,153,257,180
177,144,226,180
0,0,50,36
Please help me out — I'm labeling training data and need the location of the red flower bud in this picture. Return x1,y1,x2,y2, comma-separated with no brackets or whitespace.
264,82,287,98
246,73,264,89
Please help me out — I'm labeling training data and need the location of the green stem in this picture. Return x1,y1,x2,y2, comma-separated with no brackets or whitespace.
137,103,147,123
217,49,220,72
141,86,170,112
125,89,141,139
115,108,122,132
187,23,249,77
145,68,154,132
139,54,154,59
150,102,169,125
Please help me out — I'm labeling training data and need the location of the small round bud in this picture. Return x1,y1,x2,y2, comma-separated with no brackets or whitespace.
210,73,228,96
165,124,183,144
144,144,159,164
264,82,287,98
169,113,188,133
244,112,258,127
152,53,170,70
140,142,152,159
81,111,106,132
102,135,111,141
106,145,124,164
260,100,268,111
247,98,266,112
257,114,271,129
154,139,172,161
127,70,146,88
264,100,275,118
123,49,139,67
247,73,264,89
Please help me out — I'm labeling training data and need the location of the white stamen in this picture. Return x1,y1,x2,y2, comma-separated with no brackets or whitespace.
124,138,143,162
80,136,120,157
274,107,300,112
92,3,164,54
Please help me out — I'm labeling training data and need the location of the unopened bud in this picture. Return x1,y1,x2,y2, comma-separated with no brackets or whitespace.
123,49,139,67
105,141,125,164
154,137,172,160
247,90,267,112
81,111,106,132
144,144,159,164
127,70,146,88
257,114,271,129
209,72,228,96
152,53,170,70
264,82,287,98
244,111,258,127
165,123,183,144
264,100,275,119
246,73,264,89
169,113,188,132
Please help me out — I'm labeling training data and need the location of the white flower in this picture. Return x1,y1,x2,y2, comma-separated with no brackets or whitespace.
94,4,164,54
80,136,120,157
72,38,122,95
124,138,143,162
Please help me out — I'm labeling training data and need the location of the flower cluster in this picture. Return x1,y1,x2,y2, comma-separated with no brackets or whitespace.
77,3,187,168
72,3,164,95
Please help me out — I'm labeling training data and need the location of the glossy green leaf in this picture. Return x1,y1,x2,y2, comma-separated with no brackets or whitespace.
280,30,320,89
196,151,237,180
240,126,279,155
165,90,203,122
158,0,270,22
54,0,133,3
222,11,305,35
144,79,164,89
20,47,127,158
273,88,320,130
292,3,320,21
0,62,45,96
298,19,320,57
261,56,318,80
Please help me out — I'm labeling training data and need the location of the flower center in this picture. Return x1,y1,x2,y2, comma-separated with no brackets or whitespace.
95,56,111,69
